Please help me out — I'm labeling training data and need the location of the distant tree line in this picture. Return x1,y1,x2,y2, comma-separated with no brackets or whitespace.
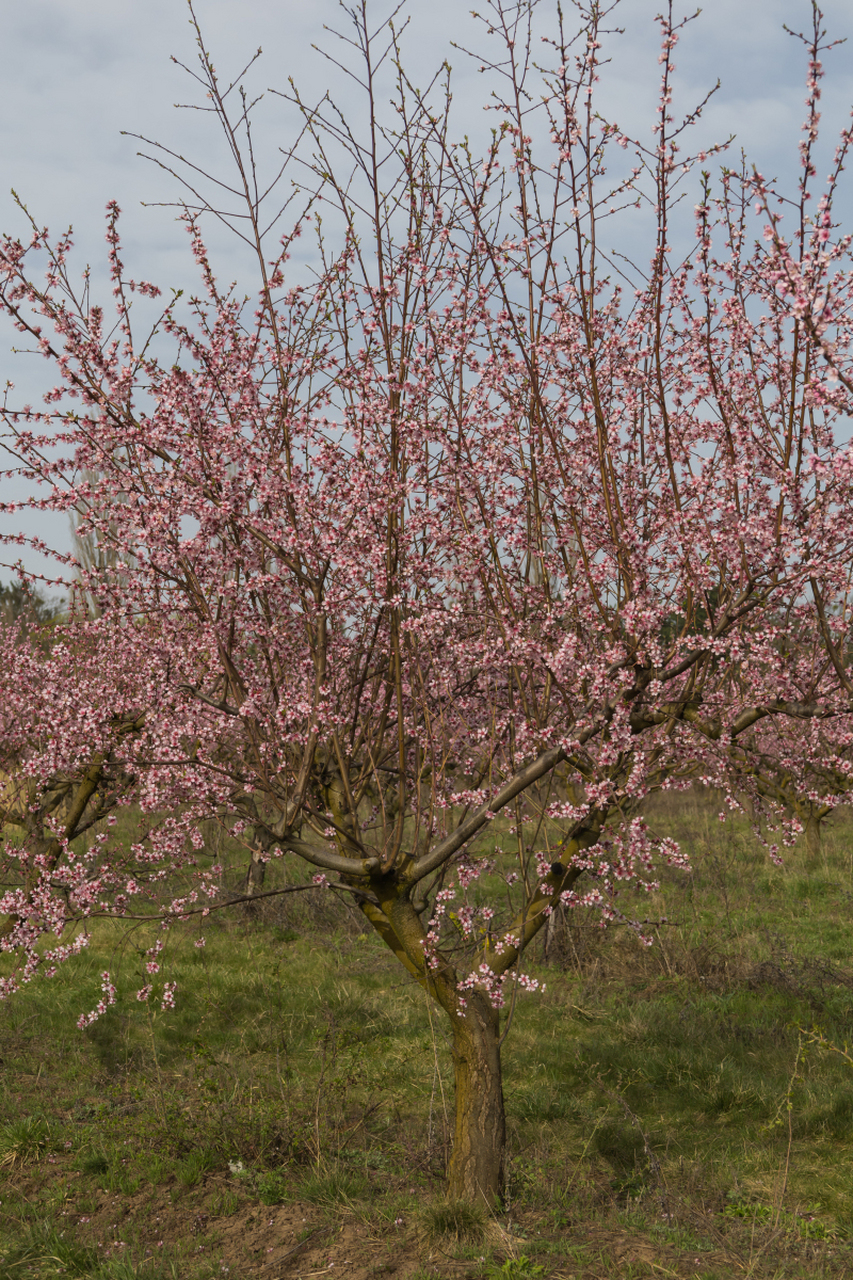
0,580,62,632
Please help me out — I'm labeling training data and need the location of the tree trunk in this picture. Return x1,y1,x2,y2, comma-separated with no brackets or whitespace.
244,847,267,899
244,818,277,909
805,811,822,864
446,990,506,1204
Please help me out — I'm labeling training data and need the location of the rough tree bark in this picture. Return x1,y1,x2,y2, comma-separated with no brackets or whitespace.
446,991,506,1203
804,810,824,865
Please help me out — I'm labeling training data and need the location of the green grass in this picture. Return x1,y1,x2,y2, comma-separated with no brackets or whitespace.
0,1114,54,1167
419,1197,488,1244
2,790,853,1276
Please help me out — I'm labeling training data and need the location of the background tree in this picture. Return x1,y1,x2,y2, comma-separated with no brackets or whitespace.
2,0,853,1203
0,619,142,972
0,578,61,633
68,466,136,618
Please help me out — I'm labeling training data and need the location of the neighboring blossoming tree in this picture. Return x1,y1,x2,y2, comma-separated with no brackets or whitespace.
0,618,143,968
2,0,853,1201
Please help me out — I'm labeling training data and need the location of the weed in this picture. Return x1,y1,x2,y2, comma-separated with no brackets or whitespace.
209,1188,242,1216
419,1197,487,1244
256,1167,289,1204
96,1257,182,1279
175,1147,219,1188
141,1152,174,1185
485,1257,546,1279
77,1150,110,1176
0,1219,99,1277
0,1114,53,1167
723,1196,842,1241
299,1166,368,1206
103,1164,142,1196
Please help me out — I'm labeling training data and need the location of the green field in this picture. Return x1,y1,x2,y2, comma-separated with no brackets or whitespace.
3,791,853,1278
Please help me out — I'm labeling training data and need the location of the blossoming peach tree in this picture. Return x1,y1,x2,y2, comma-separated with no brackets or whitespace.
2,0,853,1202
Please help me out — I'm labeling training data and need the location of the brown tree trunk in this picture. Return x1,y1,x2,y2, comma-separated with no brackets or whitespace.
244,817,280,908
446,990,506,1204
244,847,267,899
805,811,822,864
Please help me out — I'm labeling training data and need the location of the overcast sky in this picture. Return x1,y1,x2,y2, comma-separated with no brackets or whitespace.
1,0,852,585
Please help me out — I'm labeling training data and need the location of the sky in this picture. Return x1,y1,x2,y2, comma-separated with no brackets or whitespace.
1,0,852,584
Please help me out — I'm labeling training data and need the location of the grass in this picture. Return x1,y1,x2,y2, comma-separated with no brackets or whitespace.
2,790,853,1276
420,1197,488,1244
0,1114,54,1167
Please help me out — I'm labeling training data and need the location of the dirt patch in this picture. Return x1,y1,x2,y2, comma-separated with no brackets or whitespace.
13,1163,443,1278
214,1199,414,1278
7,1155,852,1279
